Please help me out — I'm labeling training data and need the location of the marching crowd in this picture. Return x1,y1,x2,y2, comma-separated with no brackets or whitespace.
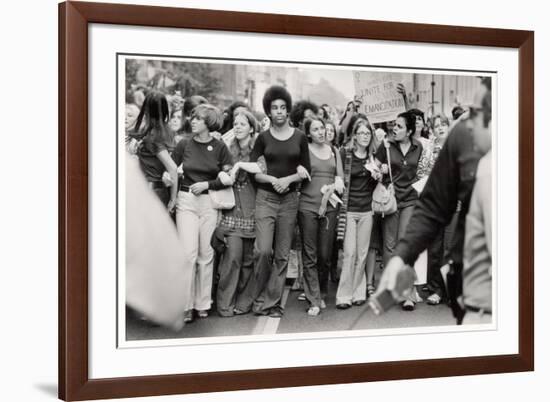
125,76,493,327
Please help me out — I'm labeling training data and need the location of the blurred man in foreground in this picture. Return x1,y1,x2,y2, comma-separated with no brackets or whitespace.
461,87,493,324
372,78,492,325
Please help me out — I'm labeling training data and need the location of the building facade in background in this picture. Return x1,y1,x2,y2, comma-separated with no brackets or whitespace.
129,58,481,122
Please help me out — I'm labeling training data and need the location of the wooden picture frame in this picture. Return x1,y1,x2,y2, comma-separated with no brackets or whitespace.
59,1,534,400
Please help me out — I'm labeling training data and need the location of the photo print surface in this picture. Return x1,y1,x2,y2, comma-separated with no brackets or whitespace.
119,54,495,346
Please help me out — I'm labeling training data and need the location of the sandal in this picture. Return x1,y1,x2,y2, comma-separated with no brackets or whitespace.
183,310,194,323
297,293,306,301
269,306,284,318
197,310,209,319
427,293,442,305
307,306,321,316
367,284,376,298
402,300,416,311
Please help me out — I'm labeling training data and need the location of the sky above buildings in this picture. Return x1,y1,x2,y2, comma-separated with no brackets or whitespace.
302,68,355,100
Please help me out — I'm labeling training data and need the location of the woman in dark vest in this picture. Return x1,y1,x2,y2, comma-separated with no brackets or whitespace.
375,110,423,310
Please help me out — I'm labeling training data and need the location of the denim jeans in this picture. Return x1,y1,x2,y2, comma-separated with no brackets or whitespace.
251,189,299,314
381,205,415,265
175,191,219,311
336,211,373,305
216,236,256,316
298,209,338,307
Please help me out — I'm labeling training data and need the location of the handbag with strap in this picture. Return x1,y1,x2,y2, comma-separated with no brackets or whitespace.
372,140,397,217
209,187,235,210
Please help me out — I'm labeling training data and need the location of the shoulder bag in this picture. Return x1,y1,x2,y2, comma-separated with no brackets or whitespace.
372,140,397,217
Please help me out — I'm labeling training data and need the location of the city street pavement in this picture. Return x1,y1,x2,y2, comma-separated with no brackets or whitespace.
126,279,456,342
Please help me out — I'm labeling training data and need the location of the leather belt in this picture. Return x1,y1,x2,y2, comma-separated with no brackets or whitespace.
179,184,208,195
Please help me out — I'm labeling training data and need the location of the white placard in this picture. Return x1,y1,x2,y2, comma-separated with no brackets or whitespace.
353,72,412,123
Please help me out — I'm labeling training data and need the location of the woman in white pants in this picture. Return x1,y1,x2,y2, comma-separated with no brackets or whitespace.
171,104,234,322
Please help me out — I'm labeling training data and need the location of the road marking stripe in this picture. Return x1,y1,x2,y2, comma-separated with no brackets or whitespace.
251,287,291,335
252,317,268,335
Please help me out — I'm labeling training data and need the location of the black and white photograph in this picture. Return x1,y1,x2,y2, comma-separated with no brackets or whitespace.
120,55,494,344
3,0,544,400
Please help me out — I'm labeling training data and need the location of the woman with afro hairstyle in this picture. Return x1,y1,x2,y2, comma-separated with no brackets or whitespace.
247,85,311,318
289,100,319,130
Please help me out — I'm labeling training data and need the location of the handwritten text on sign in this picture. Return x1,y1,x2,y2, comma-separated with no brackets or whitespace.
353,72,408,124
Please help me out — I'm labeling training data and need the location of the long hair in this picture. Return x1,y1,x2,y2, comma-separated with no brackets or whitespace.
351,118,378,156
340,113,369,148
221,101,249,134
132,90,173,145
169,108,184,135
319,104,330,120
408,108,430,139
303,116,325,143
324,120,338,146
339,101,356,126
229,110,258,163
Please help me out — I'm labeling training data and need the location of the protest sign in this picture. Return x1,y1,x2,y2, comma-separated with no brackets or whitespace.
353,72,411,123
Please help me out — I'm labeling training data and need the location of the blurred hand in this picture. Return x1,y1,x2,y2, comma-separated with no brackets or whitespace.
272,177,291,194
161,171,173,187
459,109,470,121
396,83,407,97
190,182,209,195
324,183,336,195
218,171,234,186
296,165,311,181
334,176,345,194
371,170,383,181
229,162,241,180
127,138,140,155
167,199,176,214
375,256,416,302
381,164,389,174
